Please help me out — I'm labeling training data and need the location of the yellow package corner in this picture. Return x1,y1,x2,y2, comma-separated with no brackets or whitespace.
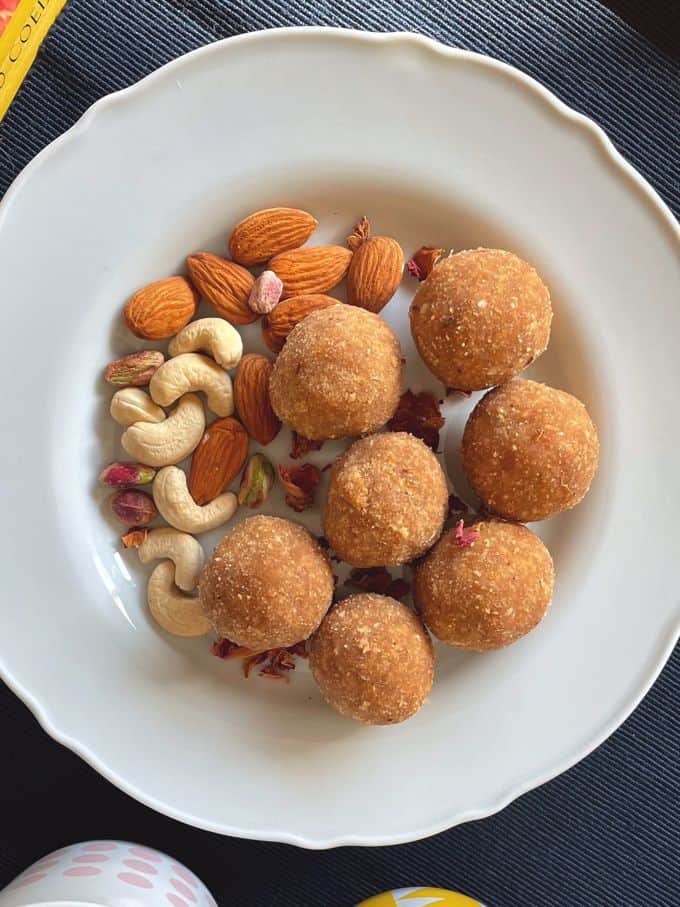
0,0,68,121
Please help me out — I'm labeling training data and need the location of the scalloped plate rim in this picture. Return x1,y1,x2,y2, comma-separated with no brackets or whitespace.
0,27,678,849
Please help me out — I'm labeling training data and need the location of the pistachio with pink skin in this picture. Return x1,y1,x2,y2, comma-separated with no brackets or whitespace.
248,270,283,315
238,453,275,507
105,350,165,387
109,489,157,526
100,461,156,487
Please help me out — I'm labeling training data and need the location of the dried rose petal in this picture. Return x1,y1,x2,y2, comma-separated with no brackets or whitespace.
121,528,149,549
347,216,371,251
316,536,342,563
244,652,268,678
387,578,411,601
454,518,479,548
387,389,445,452
407,246,444,281
347,566,393,596
290,432,324,459
346,567,410,600
211,638,260,660
278,463,321,512
212,638,309,680
288,641,309,659
447,493,470,517
446,387,472,398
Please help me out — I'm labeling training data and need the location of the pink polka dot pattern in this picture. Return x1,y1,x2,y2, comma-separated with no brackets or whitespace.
74,853,110,863
130,846,162,862
172,864,199,888
12,873,47,888
123,858,158,874
84,842,118,851
171,878,197,902
64,867,102,877
33,858,62,869
167,895,190,907
118,872,154,889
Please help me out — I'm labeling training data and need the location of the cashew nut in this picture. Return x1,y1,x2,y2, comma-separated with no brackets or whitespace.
150,353,233,417
168,318,243,370
153,466,238,534
147,560,211,637
138,528,205,591
110,388,166,426
121,393,205,467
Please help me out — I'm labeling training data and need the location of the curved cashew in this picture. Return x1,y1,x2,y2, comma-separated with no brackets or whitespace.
150,353,233,417
153,466,238,534
168,318,243,370
110,388,166,426
138,528,205,591
147,561,211,637
121,393,205,467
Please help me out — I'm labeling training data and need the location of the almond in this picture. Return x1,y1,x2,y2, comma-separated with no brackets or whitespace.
233,354,281,446
261,295,339,353
189,417,248,505
346,236,404,313
187,252,256,324
269,246,352,299
229,207,318,266
124,277,198,340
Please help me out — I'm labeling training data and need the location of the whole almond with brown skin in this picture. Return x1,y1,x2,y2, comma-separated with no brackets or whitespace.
233,354,281,445
186,252,256,324
346,236,404,313
261,295,339,353
124,277,198,340
189,417,248,505
229,207,318,266
269,246,353,299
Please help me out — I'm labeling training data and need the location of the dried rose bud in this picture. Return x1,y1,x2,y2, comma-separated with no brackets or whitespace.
109,489,157,526
248,270,283,315
238,454,275,508
105,350,164,387
346,216,371,251
100,461,156,487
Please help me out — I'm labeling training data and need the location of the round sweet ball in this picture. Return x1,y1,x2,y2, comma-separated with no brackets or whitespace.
409,248,552,391
414,520,554,650
309,593,434,725
199,515,334,650
323,432,448,567
462,379,599,522
268,305,403,440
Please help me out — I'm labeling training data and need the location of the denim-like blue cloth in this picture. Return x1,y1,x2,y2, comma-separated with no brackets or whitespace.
0,3,678,906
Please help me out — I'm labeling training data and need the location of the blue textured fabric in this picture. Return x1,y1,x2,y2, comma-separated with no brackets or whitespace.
0,2,678,906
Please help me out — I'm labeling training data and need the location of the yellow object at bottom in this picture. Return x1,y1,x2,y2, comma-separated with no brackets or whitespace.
0,0,68,120
358,888,484,907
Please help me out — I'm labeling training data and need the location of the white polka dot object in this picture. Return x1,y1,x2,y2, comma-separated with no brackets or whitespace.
0,841,216,907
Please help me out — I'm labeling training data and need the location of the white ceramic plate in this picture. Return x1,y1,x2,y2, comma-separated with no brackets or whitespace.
1,29,679,849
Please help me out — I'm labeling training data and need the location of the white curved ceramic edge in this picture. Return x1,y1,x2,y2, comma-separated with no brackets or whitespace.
1,28,679,849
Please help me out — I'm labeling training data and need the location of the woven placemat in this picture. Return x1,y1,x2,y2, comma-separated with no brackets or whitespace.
0,2,678,905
